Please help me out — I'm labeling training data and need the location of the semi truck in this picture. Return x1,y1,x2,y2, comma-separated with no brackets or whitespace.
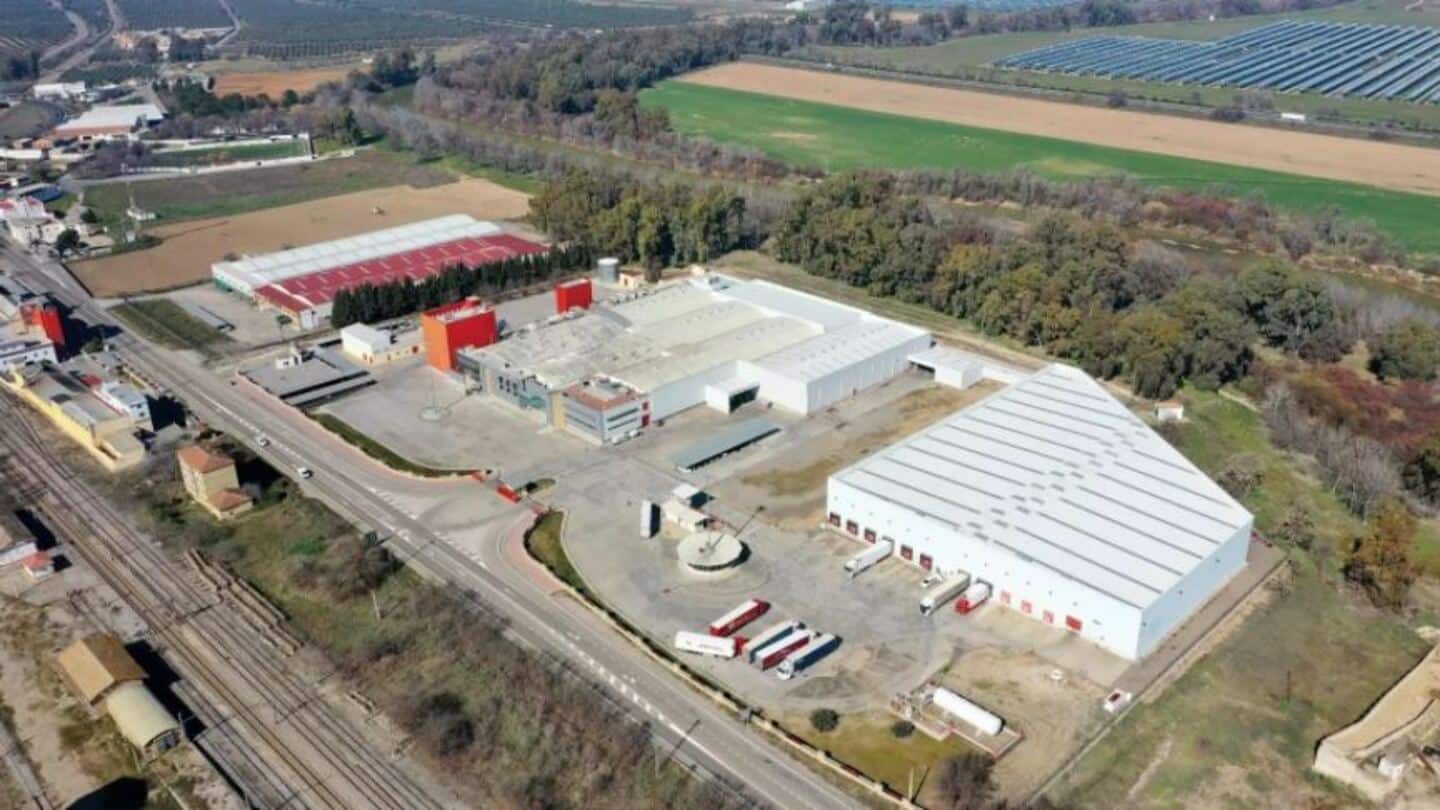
753,631,813,671
709,598,770,637
776,633,839,680
843,539,893,578
932,687,1004,736
674,631,740,658
955,581,992,614
744,619,802,664
920,574,971,615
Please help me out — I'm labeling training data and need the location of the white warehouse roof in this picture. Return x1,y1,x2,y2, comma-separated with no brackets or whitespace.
212,215,500,293
831,364,1251,609
748,319,927,383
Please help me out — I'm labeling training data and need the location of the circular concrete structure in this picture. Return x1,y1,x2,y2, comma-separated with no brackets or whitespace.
678,531,744,572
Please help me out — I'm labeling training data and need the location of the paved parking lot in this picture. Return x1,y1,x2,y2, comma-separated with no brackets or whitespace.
318,356,587,478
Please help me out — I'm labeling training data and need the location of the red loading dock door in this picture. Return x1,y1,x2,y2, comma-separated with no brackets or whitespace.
845,521,858,535
900,545,913,561
864,528,876,543
1043,610,1055,625
1066,615,1083,632
828,513,841,527
919,554,932,570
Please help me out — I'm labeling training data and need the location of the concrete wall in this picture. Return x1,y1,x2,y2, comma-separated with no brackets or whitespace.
1134,518,1251,658
799,331,931,414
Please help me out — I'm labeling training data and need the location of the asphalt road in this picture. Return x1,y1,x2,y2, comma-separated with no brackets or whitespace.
1,243,863,810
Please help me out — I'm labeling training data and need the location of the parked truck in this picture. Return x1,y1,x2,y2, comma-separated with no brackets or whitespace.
776,633,839,680
843,539,893,578
709,598,770,637
920,573,971,615
674,631,740,659
754,631,813,671
955,581,992,614
744,619,802,664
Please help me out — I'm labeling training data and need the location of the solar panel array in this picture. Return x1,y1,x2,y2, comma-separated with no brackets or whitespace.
993,20,1440,103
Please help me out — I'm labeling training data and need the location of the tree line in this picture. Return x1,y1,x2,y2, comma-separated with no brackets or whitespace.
530,172,750,274
329,244,591,327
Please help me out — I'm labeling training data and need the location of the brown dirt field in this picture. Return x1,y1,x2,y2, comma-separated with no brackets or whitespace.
214,67,354,97
681,63,1440,196
72,178,532,297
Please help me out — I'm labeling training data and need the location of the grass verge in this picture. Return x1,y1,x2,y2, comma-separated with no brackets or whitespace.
785,710,977,803
523,511,585,592
148,140,308,168
309,412,471,478
110,299,231,351
642,81,1440,252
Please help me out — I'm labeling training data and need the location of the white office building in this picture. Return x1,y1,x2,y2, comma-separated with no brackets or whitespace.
826,364,1252,660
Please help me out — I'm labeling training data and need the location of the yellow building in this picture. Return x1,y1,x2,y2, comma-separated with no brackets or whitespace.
2,365,144,471
177,444,253,520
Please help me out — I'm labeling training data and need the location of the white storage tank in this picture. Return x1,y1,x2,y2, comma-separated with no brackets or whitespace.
932,687,1003,736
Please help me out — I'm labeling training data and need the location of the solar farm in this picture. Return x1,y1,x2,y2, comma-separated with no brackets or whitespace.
994,20,1440,103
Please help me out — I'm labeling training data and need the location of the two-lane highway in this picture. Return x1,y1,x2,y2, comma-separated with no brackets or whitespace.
2,245,863,810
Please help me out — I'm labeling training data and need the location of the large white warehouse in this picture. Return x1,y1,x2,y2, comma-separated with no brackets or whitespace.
826,364,1252,660
462,274,932,443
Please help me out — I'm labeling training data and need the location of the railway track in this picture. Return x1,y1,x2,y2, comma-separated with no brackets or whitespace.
0,396,440,810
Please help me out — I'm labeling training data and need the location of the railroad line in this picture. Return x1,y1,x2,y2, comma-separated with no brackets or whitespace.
0,395,439,810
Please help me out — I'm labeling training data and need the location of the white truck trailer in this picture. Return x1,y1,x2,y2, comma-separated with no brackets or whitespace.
932,687,1004,736
744,620,802,664
920,573,971,615
674,631,739,658
843,539,893,578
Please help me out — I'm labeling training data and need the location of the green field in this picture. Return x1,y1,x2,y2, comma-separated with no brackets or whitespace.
148,140,308,168
110,299,232,351
642,81,1440,252
798,0,1440,131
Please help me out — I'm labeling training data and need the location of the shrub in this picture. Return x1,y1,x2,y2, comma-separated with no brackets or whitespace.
891,720,915,738
809,708,839,732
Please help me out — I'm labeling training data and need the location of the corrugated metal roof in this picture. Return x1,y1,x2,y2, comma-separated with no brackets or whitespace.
750,319,927,383
832,365,1250,608
720,280,863,331
213,215,500,290
672,416,780,471
104,681,178,751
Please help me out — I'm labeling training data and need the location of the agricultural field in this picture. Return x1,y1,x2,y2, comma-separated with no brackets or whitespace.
59,61,157,84
0,0,72,57
642,68,1440,251
82,149,452,225
226,0,489,58
796,0,1440,130
357,0,693,28
213,66,354,97
117,0,230,29
72,172,531,296
148,139,309,167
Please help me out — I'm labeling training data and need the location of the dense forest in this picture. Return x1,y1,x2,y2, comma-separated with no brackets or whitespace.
328,244,591,327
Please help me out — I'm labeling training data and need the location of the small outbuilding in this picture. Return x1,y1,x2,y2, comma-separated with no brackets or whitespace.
57,634,181,760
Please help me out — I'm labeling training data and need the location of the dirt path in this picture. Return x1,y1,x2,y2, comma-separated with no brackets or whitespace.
681,63,1440,197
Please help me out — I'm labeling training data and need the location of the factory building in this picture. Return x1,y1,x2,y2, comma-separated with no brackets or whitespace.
339,323,422,366
422,297,496,372
826,364,1252,661
211,216,545,329
458,274,930,443
0,274,62,371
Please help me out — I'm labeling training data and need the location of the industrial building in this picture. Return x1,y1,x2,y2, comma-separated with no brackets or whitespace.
422,297,497,372
57,634,181,759
2,363,146,471
0,274,63,371
826,364,1253,661
241,344,372,407
211,215,545,329
460,274,931,444
50,103,165,141
339,323,422,366
555,278,593,314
